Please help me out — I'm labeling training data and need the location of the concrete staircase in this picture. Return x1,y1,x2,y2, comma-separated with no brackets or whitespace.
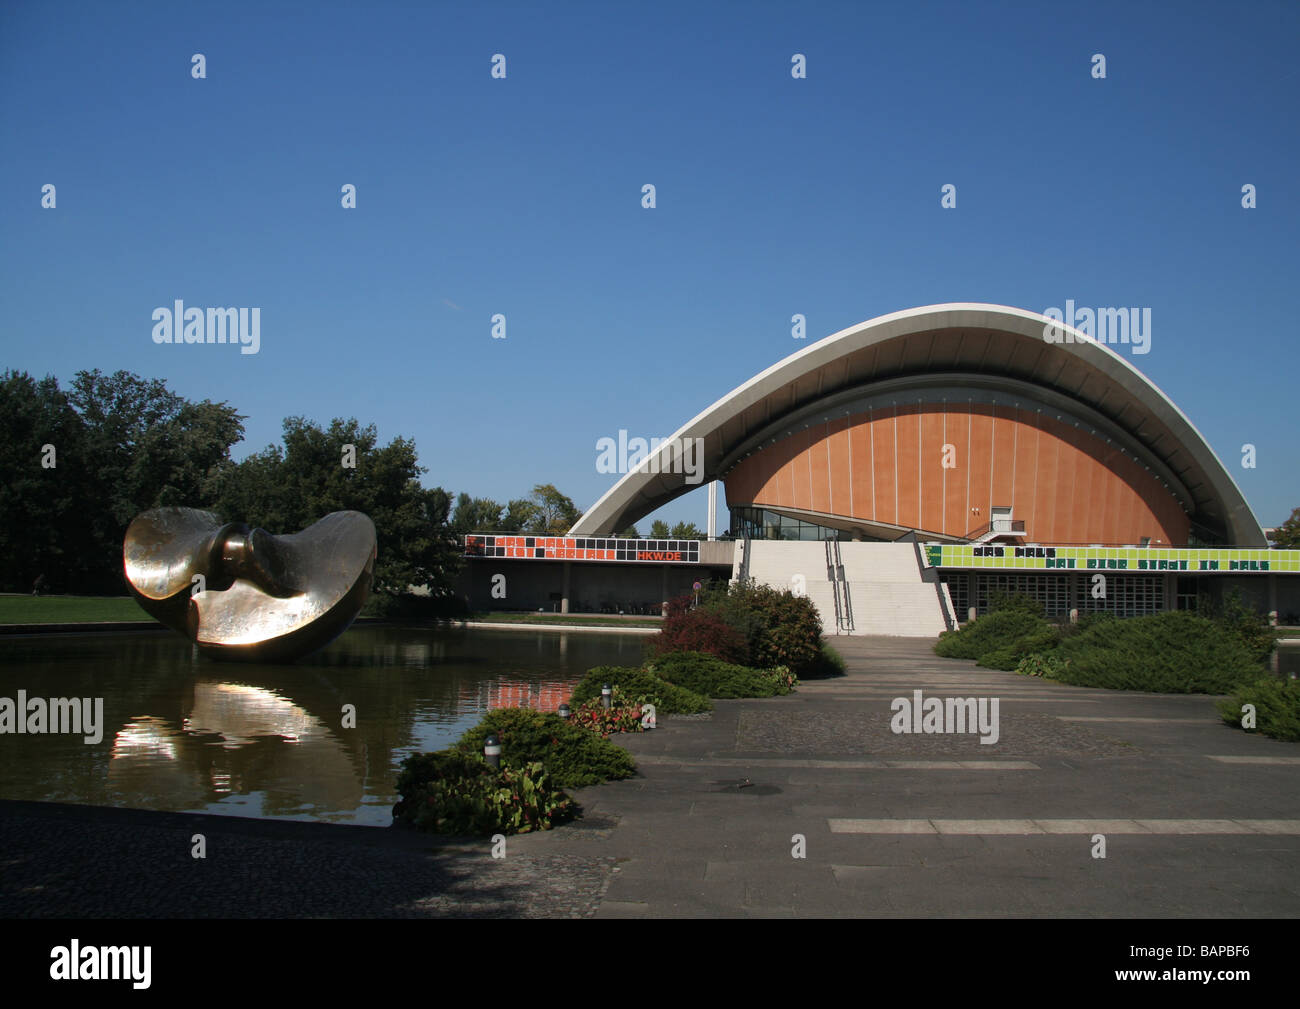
737,540,952,637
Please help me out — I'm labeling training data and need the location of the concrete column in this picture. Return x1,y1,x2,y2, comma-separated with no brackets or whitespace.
561,561,571,614
707,481,718,540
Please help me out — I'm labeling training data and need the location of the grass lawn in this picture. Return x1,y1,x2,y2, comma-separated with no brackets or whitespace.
0,595,151,624
468,612,662,628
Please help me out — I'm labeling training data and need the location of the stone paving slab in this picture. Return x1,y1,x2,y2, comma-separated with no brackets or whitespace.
558,635,1300,917
6,633,1298,918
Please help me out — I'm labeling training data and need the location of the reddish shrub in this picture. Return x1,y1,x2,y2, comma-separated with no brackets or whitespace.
651,599,748,663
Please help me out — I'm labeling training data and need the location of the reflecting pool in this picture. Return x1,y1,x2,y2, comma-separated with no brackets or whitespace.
0,626,646,826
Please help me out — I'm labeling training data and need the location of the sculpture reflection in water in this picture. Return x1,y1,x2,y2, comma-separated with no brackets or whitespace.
123,507,376,662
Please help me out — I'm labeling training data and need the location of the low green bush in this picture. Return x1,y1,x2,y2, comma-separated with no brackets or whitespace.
986,591,1046,617
976,629,1061,670
455,707,636,787
1217,678,1300,741
649,650,796,698
1015,652,1070,678
570,685,649,736
804,642,847,679
1051,611,1265,693
935,608,1056,662
570,665,712,714
392,750,578,835
1210,590,1276,667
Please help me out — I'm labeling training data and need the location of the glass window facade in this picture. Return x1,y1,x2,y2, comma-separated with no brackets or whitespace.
730,506,854,541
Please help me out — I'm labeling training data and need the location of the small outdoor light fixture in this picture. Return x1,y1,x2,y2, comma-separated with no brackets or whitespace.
484,733,502,770
601,683,612,710
557,703,571,720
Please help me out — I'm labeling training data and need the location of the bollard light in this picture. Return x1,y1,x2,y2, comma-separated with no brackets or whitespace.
484,733,501,770
601,683,612,710
558,703,571,720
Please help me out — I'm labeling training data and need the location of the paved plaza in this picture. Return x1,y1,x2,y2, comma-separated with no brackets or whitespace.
3,637,1297,917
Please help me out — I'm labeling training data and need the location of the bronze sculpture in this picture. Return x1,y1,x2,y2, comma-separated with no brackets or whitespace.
124,507,376,662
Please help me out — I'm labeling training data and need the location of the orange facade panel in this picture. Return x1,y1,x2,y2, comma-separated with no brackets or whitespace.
870,408,897,525
919,406,945,534
895,406,921,529
942,406,970,537
989,405,1017,509
724,401,1191,545
826,416,852,517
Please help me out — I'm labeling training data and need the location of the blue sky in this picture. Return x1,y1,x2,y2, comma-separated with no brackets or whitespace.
2,0,1297,532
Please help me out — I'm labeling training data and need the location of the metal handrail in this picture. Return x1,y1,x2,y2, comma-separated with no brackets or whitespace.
835,538,854,631
964,519,1027,539
824,539,843,633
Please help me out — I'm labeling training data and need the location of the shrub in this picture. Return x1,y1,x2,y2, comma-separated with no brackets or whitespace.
570,665,712,714
653,602,748,663
455,707,636,787
976,628,1061,670
649,650,796,698
1051,611,1265,693
392,750,578,835
803,642,847,679
935,608,1055,662
569,686,650,736
722,582,824,675
1211,590,1276,667
1217,678,1300,741
1015,652,1070,678
655,581,826,678
987,591,1046,617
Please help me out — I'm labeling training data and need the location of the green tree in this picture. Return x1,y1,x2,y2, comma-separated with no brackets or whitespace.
213,416,459,598
1272,508,1300,548
501,498,540,532
670,521,704,540
451,494,505,534
0,368,245,593
618,525,640,538
649,520,670,538
0,371,90,592
528,484,581,535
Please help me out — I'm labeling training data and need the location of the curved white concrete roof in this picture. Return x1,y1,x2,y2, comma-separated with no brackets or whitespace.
570,304,1266,545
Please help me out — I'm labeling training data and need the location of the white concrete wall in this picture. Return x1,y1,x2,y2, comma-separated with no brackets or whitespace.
741,541,949,637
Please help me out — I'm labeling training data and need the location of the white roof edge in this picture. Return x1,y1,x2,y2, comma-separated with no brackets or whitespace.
571,303,1264,543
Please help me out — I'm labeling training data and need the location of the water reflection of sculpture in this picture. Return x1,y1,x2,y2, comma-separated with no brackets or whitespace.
123,507,376,662
108,682,362,818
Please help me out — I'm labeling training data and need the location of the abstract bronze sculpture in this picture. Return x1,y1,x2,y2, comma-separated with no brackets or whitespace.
124,507,376,662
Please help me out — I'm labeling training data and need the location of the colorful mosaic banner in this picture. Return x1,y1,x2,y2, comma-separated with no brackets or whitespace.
465,535,701,564
923,544,1300,573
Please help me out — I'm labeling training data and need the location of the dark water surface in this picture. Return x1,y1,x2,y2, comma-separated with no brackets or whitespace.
0,626,645,826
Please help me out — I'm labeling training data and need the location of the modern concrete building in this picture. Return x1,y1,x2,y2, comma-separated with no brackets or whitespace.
466,304,1298,634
